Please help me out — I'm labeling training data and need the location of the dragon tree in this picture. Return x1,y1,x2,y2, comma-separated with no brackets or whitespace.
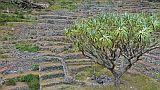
65,13,160,87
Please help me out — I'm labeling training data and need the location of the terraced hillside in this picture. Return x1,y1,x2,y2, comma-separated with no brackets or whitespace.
29,1,116,89
0,0,160,90
113,0,158,12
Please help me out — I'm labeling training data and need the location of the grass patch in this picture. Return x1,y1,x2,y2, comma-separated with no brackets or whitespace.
47,0,78,11
153,72,160,82
0,54,9,58
122,73,160,90
16,74,39,90
4,79,16,86
74,64,160,90
0,13,22,25
0,0,19,11
75,64,112,80
0,11,37,25
15,43,39,52
72,73,160,90
0,32,16,41
31,64,40,71
4,74,39,90
0,1,37,25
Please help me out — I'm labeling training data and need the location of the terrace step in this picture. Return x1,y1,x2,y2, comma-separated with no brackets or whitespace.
40,77,64,86
35,30,64,36
61,48,79,54
39,19,74,25
41,80,64,88
51,47,68,54
134,61,160,76
13,39,38,43
0,49,11,54
68,65,92,73
143,55,160,62
122,5,139,9
39,15,77,20
121,9,140,12
41,84,72,90
37,51,56,56
39,45,64,51
0,71,39,79
0,58,18,61
35,28,64,32
39,63,63,71
0,42,14,47
38,24,71,29
40,11,75,16
66,59,94,65
36,41,72,47
66,59,93,62
36,23,68,30
39,45,72,54
37,36,69,42
138,61,160,70
40,70,65,80
39,19,75,22
67,62,93,66
0,53,11,58
32,56,61,62
58,52,86,59
39,15,69,19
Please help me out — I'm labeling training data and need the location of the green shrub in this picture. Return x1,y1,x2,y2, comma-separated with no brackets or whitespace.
16,74,39,90
15,43,39,52
0,10,36,25
27,78,39,90
5,79,16,86
0,13,23,25
48,0,78,11
48,5,61,11
76,72,86,80
32,64,39,69
14,11,25,19
0,1,19,11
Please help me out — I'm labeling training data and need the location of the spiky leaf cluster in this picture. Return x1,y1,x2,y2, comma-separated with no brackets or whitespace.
66,13,159,52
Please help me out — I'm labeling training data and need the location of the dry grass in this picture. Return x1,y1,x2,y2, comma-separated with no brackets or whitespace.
66,64,160,90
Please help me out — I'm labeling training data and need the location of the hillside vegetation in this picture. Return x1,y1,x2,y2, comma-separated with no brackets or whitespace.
0,0,160,90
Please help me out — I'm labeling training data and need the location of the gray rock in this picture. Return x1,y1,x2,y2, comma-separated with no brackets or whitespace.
91,75,112,85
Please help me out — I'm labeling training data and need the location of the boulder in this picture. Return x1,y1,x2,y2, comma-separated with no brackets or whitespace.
91,75,112,85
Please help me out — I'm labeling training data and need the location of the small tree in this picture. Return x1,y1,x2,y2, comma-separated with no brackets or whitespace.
65,13,160,87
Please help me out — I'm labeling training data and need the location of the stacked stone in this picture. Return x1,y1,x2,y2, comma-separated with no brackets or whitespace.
0,60,33,74
113,0,157,13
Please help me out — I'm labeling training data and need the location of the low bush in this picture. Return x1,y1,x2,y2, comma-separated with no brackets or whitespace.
15,43,39,52
16,74,39,90
0,13,22,25
5,79,16,86
4,75,38,89
31,64,39,71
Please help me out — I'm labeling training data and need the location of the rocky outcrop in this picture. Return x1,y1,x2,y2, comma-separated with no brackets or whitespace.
11,0,49,9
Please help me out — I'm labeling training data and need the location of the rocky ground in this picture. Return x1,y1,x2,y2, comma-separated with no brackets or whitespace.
0,0,160,90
